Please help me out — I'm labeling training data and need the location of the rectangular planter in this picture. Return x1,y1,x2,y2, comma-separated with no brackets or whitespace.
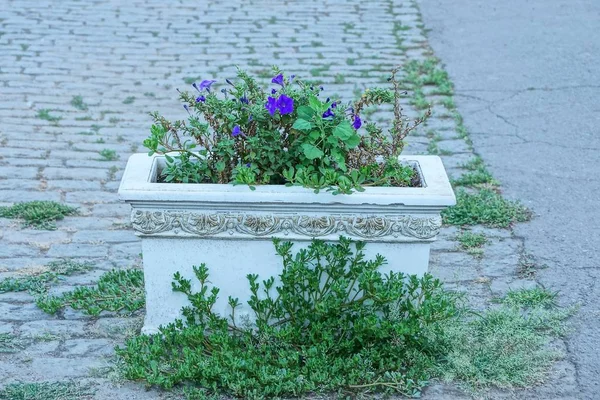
119,154,455,334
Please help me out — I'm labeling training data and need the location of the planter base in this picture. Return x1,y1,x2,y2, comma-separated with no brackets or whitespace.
141,237,433,334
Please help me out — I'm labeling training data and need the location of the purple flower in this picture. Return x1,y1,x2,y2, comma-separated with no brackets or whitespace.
265,96,278,116
322,108,334,119
183,104,190,114
352,115,362,130
248,115,253,122
277,94,294,115
245,162,251,168
232,125,243,137
198,79,217,92
196,95,206,103
320,86,324,91
226,78,234,86
290,74,296,81
271,74,284,86
240,95,249,104
331,102,337,108
326,97,330,103
271,88,277,95
192,82,200,92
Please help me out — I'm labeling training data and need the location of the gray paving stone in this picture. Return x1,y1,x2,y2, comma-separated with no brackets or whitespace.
47,243,109,258
18,319,87,338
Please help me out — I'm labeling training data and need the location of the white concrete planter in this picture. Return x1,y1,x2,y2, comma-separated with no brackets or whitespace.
119,154,455,333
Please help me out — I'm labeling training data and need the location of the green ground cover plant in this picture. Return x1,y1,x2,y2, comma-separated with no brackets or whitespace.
0,201,78,230
455,231,487,257
0,381,95,400
37,269,144,316
109,240,570,399
442,189,531,228
0,260,91,295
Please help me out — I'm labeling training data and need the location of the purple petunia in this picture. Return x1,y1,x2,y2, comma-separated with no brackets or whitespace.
196,95,206,103
240,95,249,104
277,94,294,115
265,96,278,116
198,79,217,92
322,108,334,119
331,102,337,108
352,115,362,130
232,125,243,137
271,88,277,95
271,74,284,86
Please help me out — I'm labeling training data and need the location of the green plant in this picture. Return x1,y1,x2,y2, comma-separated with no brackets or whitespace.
0,260,92,295
455,231,487,256
453,157,499,187
0,333,23,353
403,58,453,96
442,189,531,228
436,303,571,392
99,149,118,161
144,67,430,193
37,269,144,316
122,96,136,104
502,287,558,309
0,201,78,230
116,238,460,398
36,109,61,123
70,95,88,111
0,381,95,400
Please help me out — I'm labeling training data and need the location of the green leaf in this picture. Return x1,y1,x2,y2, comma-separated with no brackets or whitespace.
292,119,313,132
333,121,354,141
301,143,324,160
309,131,320,140
297,106,314,121
309,95,323,112
216,161,226,172
345,134,361,149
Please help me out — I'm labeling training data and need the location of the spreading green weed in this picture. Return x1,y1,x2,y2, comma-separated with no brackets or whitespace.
0,201,78,230
502,287,558,309
442,189,531,228
37,269,144,317
0,260,92,295
0,333,23,353
403,58,453,96
456,231,487,256
36,109,61,123
122,96,136,105
117,238,460,398
0,381,95,400
453,157,499,187
70,95,89,111
99,149,118,161
436,303,571,392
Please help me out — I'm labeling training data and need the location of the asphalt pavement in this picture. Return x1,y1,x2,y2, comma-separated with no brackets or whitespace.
418,1,600,398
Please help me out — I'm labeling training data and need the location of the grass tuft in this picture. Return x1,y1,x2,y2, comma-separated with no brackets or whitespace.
0,333,23,353
99,149,118,161
456,231,487,256
453,157,499,187
0,381,95,400
0,201,78,230
70,95,88,111
36,109,61,123
0,260,92,295
442,189,531,228
37,269,145,317
502,287,558,309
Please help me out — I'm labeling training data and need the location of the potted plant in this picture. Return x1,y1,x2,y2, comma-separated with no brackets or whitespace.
119,67,455,333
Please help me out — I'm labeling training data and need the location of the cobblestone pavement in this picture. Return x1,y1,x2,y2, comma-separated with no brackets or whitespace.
0,1,577,399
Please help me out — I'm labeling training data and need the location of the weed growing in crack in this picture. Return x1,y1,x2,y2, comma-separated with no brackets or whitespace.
70,95,89,111
442,189,531,228
0,201,78,230
0,260,92,295
502,287,558,309
456,231,487,257
0,381,95,400
453,157,499,187
0,333,23,353
98,149,118,161
37,269,144,317
36,109,61,123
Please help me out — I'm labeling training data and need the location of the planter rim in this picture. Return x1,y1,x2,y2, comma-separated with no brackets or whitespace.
118,154,455,208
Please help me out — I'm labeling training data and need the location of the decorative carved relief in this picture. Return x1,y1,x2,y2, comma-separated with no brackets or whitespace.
131,210,442,240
